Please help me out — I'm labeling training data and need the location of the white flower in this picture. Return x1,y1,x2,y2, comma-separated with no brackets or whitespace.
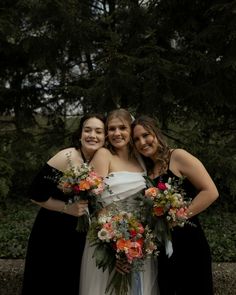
98,229,111,241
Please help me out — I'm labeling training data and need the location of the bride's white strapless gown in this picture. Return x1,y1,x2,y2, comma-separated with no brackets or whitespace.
79,172,159,295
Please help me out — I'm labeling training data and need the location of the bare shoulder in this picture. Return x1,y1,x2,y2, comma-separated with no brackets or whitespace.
93,147,112,158
171,148,199,163
170,148,204,176
90,148,112,177
47,147,76,171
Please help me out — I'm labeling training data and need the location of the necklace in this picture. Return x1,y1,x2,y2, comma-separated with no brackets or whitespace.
80,148,91,164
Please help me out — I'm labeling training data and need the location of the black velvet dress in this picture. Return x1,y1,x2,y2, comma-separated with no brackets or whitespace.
154,170,213,295
21,164,86,295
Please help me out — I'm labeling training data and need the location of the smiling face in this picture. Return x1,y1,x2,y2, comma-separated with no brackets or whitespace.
107,117,131,150
80,117,105,155
133,124,159,160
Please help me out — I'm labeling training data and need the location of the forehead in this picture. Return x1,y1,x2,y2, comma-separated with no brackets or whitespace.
133,124,148,135
83,117,104,129
108,117,129,127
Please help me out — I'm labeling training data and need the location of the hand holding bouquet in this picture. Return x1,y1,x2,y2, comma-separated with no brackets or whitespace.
58,153,110,231
141,176,192,257
88,208,158,295
144,177,191,228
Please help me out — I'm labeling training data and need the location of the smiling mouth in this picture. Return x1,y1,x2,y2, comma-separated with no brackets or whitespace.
141,146,151,151
112,138,123,142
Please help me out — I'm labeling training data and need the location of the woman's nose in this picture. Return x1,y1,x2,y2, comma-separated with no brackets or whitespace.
114,128,121,135
139,137,146,145
88,130,96,137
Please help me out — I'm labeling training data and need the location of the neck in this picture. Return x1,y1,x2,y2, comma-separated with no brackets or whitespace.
115,146,130,160
80,147,93,163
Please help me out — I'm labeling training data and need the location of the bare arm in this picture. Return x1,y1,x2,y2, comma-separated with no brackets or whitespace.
170,149,219,217
31,147,87,216
89,147,111,177
32,198,88,217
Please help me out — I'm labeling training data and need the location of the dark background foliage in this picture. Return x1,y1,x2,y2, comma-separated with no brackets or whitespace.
0,0,235,260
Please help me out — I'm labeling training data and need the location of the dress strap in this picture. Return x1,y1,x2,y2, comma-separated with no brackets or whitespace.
168,149,176,170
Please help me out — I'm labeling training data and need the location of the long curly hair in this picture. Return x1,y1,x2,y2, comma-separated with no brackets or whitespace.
131,115,171,175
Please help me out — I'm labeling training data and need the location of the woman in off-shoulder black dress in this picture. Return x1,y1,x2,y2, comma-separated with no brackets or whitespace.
132,116,219,295
21,113,105,295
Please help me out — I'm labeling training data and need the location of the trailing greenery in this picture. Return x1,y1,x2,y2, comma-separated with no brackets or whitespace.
0,202,235,262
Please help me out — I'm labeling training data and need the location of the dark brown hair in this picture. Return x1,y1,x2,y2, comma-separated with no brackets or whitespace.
132,115,171,175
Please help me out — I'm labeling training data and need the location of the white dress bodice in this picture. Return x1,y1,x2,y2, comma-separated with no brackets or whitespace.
102,171,146,207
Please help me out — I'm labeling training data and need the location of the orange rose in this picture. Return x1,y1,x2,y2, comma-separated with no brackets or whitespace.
145,187,159,198
79,180,91,190
116,239,132,251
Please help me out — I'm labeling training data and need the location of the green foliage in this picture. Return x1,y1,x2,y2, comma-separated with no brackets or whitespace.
200,208,236,262
0,202,38,258
0,157,14,205
0,0,235,208
0,202,235,262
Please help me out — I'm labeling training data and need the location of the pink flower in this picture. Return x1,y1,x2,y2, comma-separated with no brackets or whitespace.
157,182,167,190
126,242,143,262
137,223,145,234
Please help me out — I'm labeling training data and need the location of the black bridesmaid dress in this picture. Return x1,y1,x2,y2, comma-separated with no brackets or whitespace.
154,170,213,295
21,164,86,295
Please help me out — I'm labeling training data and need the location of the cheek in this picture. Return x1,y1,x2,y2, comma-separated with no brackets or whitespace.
134,141,142,152
98,134,105,146
125,131,131,141
80,133,86,142
107,131,113,140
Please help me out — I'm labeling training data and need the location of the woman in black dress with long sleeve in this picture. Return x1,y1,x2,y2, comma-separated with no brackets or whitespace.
132,115,219,295
21,113,105,295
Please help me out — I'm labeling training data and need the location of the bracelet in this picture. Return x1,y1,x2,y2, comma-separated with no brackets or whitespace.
187,211,193,218
61,202,69,214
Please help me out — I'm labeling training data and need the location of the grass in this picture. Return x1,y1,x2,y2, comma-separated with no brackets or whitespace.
0,201,235,261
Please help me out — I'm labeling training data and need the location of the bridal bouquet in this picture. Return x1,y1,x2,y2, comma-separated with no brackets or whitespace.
88,209,158,294
58,153,110,231
140,176,192,256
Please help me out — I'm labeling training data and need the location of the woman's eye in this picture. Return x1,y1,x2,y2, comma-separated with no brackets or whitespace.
121,126,127,130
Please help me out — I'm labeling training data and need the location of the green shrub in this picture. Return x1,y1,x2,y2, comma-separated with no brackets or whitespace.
0,202,235,262
200,209,236,262
0,202,38,258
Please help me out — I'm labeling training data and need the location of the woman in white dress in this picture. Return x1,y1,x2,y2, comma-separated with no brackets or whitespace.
79,109,158,295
